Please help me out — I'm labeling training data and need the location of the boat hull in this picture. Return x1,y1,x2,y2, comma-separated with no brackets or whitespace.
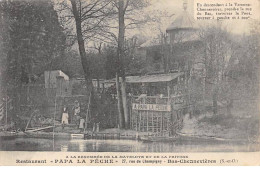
140,135,178,142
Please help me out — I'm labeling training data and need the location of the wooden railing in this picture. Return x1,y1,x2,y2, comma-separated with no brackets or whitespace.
129,95,186,136
131,94,187,105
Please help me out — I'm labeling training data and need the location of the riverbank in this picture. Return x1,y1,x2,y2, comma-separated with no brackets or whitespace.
1,99,258,144
180,101,259,143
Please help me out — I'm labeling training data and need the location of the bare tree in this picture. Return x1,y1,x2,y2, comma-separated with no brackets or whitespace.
56,0,115,130
58,0,113,81
58,0,150,129
113,0,150,129
200,25,231,114
70,0,91,83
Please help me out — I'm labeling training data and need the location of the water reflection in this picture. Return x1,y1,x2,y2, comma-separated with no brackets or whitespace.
0,137,259,152
61,139,259,152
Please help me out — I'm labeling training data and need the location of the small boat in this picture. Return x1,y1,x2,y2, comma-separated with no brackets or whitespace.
71,133,84,139
24,131,70,139
0,131,25,139
140,135,178,142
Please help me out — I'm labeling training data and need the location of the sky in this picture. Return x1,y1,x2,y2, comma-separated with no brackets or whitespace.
55,0,260,50
140,0,260,36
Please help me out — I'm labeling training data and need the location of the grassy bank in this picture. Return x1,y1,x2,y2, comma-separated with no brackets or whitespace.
180,100,259,142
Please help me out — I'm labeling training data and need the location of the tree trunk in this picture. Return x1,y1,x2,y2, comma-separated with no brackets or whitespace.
116,73,125,128
70,0,93,89
118,0,129,128
14,48,23,119
227,81,234,114
14,86,21,119
212,85,218,114
121,76,129,128
188,76,192,119
70,0,94,129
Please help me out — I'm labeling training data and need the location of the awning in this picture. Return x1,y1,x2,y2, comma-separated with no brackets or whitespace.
125,72,184,83
106,72,184,84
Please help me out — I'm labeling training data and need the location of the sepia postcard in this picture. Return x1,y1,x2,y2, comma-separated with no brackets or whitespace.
0,0,260,166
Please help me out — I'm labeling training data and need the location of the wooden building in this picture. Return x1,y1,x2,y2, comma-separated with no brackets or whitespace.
126,73,186,136
125,2,200,136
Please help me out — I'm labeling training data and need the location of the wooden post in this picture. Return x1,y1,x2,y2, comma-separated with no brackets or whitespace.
129,98,131,128
97,78,100,94
102,83,105,94
141,112,143,131
146,111,149,132
156,114,159,133
161,112,163,136
116,73,125,128
167,82,171,98
167,112,171,135
139,112,142,131
152,112,154,132
131,108,133,130
53,96,56,151
5,93,8,130
135,111,138,131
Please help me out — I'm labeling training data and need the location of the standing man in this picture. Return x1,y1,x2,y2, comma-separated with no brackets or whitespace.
73,100,80,128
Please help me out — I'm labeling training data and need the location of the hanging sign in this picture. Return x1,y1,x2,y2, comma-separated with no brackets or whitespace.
132,103,171,111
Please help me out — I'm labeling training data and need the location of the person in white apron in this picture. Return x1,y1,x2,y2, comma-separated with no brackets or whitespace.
79,118,85,132
61,106,69,125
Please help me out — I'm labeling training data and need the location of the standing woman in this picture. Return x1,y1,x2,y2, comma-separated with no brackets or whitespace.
61,105,69,130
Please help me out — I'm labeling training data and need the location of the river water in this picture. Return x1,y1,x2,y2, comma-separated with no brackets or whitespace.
0,136,259,152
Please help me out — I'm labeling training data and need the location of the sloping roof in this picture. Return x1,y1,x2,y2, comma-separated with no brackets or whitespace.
126,72,184,83
107,72,184,84
166,11,197,32
44,70,69,88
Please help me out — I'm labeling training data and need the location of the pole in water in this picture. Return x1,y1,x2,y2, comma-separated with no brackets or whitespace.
5,94,8,130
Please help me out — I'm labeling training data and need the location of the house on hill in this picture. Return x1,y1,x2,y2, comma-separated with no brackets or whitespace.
105,2,206,136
